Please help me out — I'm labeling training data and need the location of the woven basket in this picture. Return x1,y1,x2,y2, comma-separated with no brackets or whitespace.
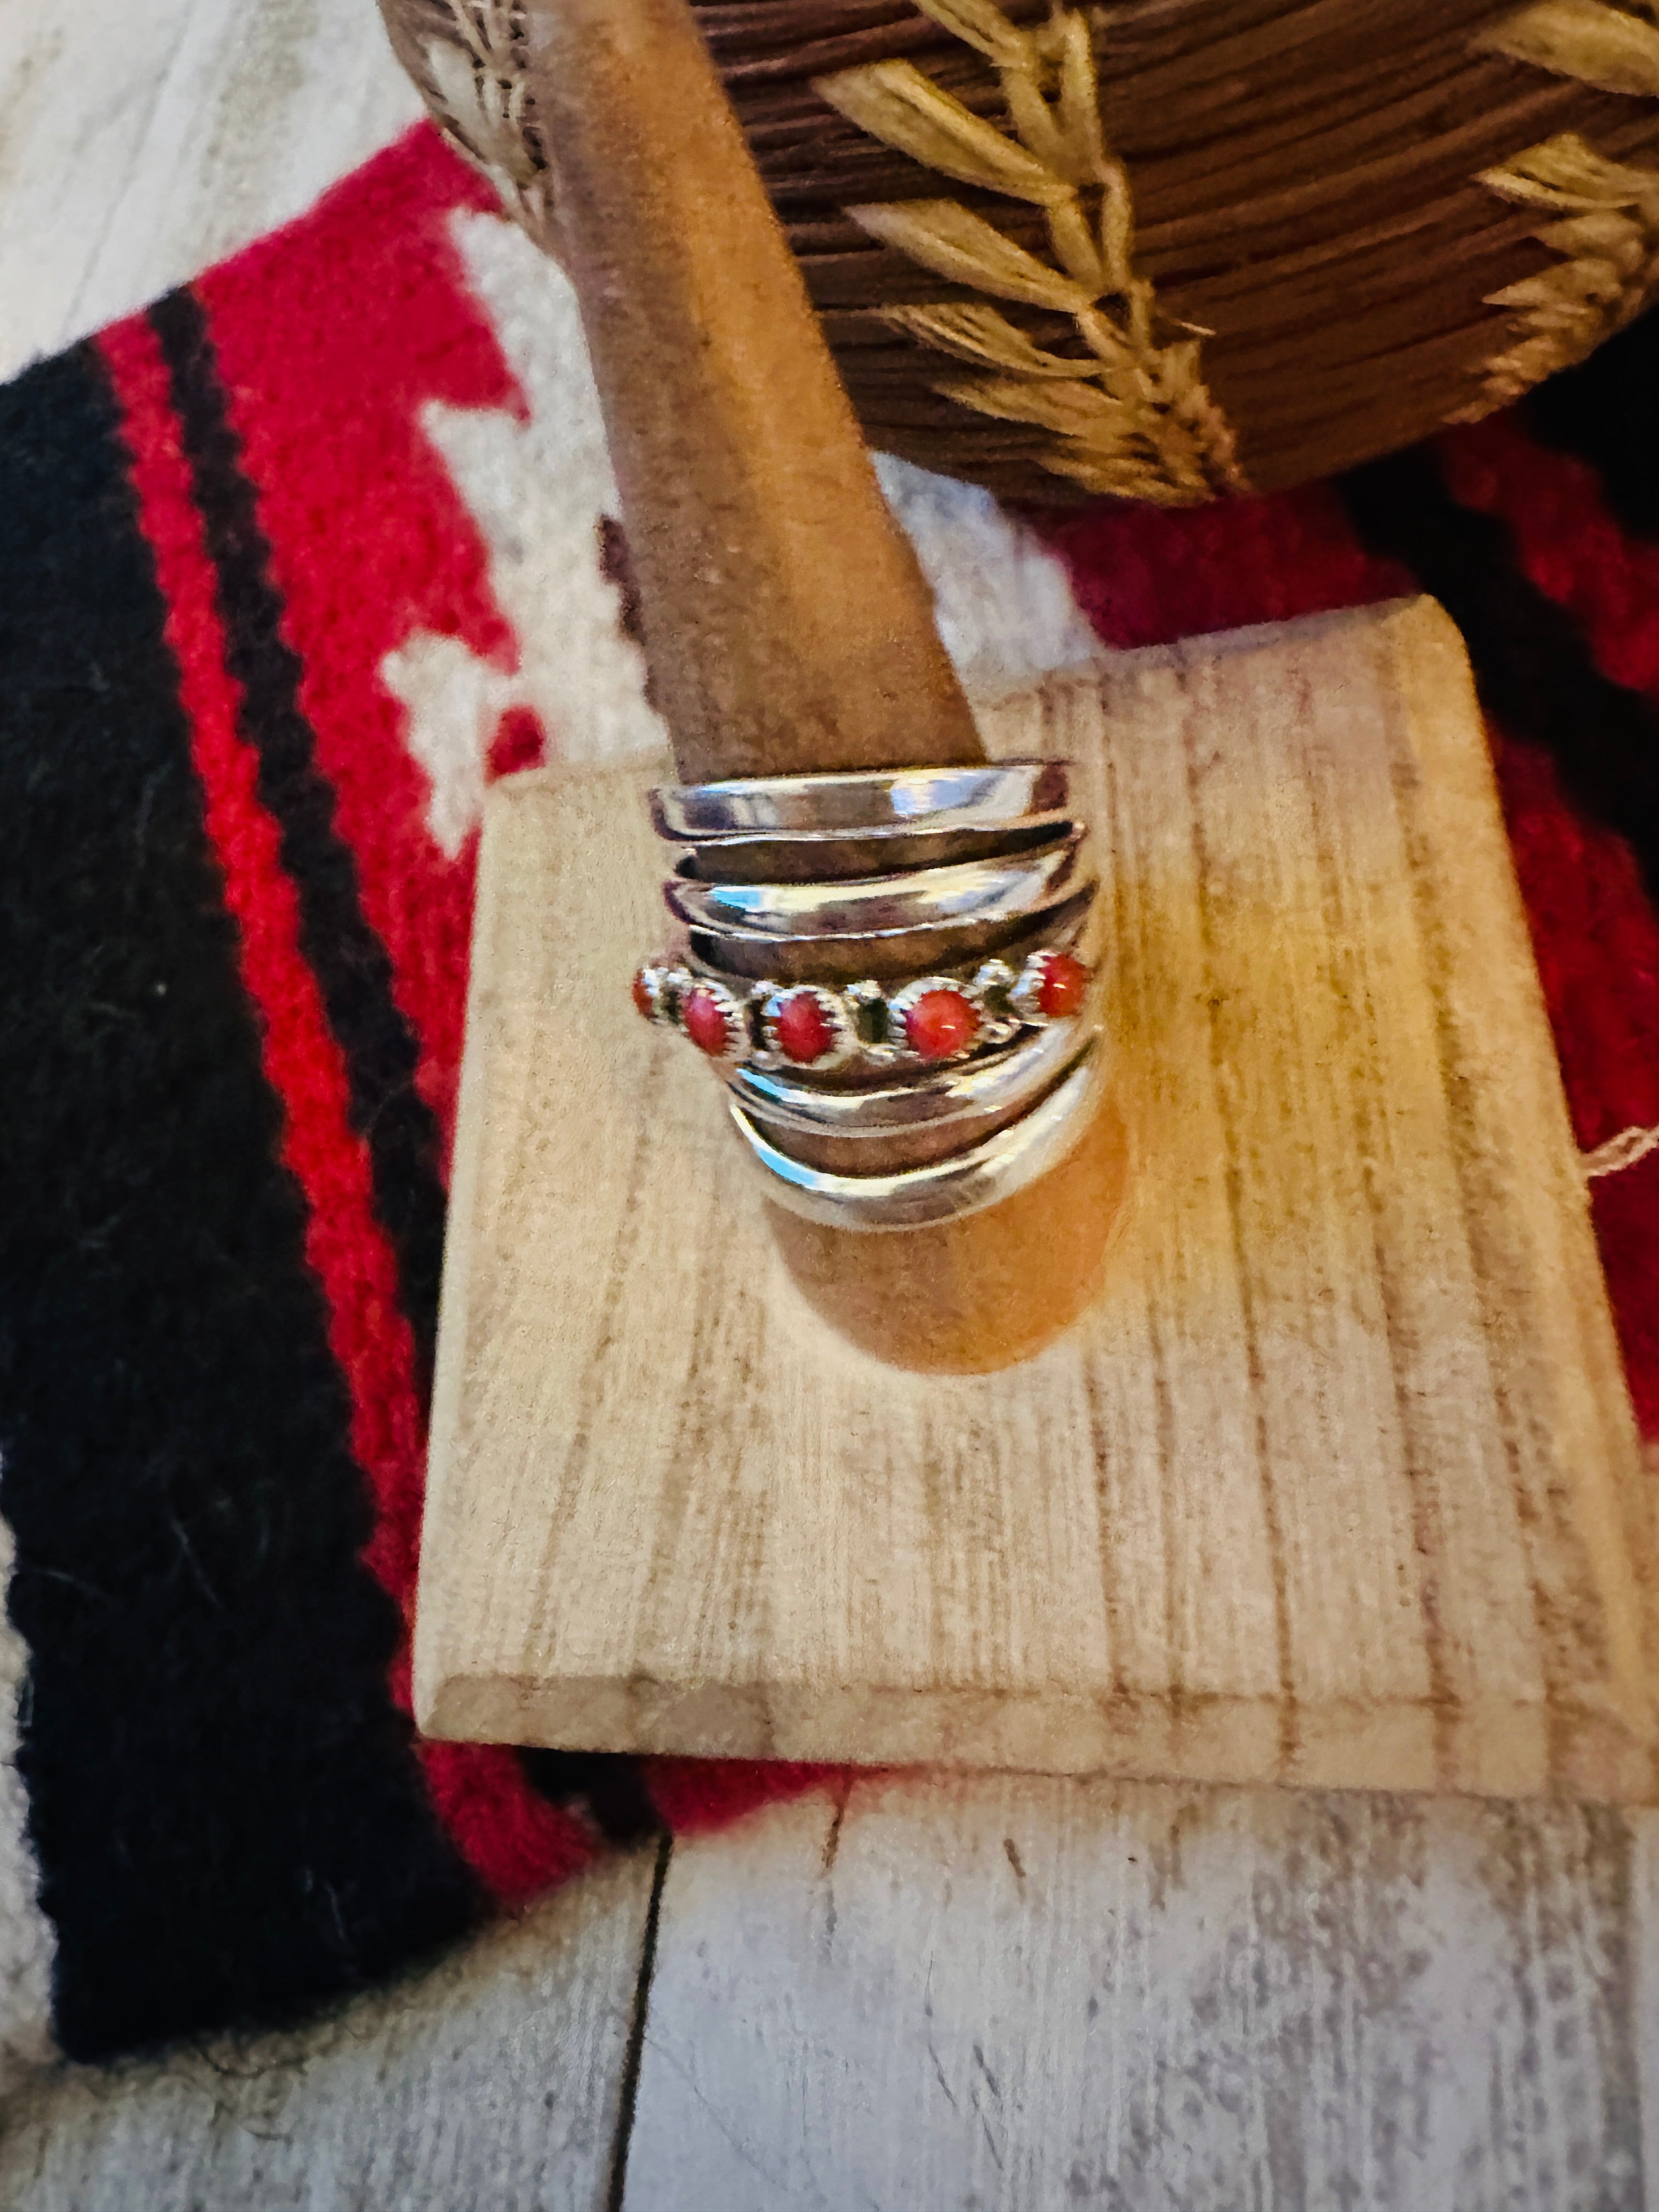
381,0,1659,504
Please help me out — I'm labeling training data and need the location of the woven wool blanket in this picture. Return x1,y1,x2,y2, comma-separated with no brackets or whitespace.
1,123,1657,2077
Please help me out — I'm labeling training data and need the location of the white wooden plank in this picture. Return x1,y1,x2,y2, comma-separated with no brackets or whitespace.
0,0,194,377
0,1844,658,2211
623,1776,1644,2212
1630,1796,1659,2209
0,0,420,385
0,1514,52,2098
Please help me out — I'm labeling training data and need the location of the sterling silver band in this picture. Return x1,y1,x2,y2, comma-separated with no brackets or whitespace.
668,811,1076,887
685,890,1097,986
725,1015,1092,1141
637,752,1104,1224
665,829,1091,942
730,1045,1105,1230
651,758,1069,841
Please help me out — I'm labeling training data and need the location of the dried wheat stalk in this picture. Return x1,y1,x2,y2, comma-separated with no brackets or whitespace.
1465,2,1659,412
815,0,1246,504
405,0,552,233
384,0,1659,497
1480,0,1659,97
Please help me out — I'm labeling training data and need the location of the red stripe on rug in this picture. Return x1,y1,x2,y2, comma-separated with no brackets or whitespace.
98,310,594,1904
1443,414,1659,701
1495,729,1659,1436
1432,419,1659,1126
192,128,518,1164
1030,481,1406,651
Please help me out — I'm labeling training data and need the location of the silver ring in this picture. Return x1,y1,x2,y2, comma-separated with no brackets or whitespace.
651,759,1069,841
665,830,1091,943
638,752,1105,1227
646,941,1096,1073
668,811,1076,887
731,1044,1105,1230
686,888,1096,985
727,1014,1093,1140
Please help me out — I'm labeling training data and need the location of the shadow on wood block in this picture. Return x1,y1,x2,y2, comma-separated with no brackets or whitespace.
416,599,1656,1803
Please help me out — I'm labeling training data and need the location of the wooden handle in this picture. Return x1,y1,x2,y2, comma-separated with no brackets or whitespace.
520,0,983,785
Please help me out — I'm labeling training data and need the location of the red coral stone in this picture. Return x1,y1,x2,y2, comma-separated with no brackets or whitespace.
682,987,733,1056
631,968,656,1020
904,987,979,1061
775,991,836,1064
1036,951,1089,1020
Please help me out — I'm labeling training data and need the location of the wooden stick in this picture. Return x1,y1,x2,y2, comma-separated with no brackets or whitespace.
520,0,983,785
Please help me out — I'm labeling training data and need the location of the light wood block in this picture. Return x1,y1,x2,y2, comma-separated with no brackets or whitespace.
416,597,1655,1801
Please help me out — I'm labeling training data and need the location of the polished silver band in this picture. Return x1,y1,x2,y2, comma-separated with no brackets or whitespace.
726,1015,1091,1141
665,828,1091,941
669,812,1076,887
684,887,1096,986
651,759,1069,841
730,1045,1107,1231
637,753,1104,1229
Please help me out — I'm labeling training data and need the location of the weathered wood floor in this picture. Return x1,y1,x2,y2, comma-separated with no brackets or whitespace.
2,1776,1656,2209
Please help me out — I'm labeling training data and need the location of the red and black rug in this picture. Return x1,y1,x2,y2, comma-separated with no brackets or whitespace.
3,123,1658,2066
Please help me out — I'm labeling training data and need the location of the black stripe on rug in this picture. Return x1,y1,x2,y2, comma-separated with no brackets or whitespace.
1338,445,1659,909
149,286,449,1404
1523,306,1659,543
519,1748,664,1844
0,342,482,2060
148,287,657,1854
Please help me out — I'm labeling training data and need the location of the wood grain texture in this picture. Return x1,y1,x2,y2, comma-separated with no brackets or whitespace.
0,1847,657,2212
1635,1806,1659,2211
0,0,420,386
622,1775,1644,2211
417,596,1654,1799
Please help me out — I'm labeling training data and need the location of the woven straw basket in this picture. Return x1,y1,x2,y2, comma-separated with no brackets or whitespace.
382,0,1659,504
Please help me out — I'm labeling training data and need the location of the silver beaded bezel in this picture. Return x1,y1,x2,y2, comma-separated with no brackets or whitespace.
968,958,1022,1047
631,960,681,1026
635,947,1094,1070
842,979,900,1066
675,973,748,1064
886,974,986,1065
755,983,859,1073
1009,946,1087,1027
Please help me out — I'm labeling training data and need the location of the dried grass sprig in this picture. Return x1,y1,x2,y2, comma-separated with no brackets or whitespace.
1463,134,1659,411
816,0,1245,504
415,1,552,233
1478,0,1659,97
1460,0,1659,417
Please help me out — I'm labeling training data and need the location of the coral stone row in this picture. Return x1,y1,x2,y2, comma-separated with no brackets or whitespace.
631,947,1091,1071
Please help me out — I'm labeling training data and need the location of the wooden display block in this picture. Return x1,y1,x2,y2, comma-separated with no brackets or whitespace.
416,599,1656,1802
